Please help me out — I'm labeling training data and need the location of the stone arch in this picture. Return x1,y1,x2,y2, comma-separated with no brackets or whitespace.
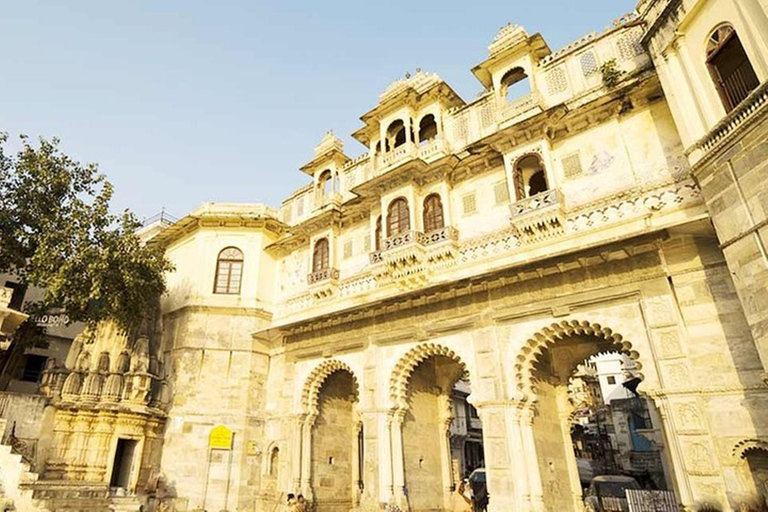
389,342,469,412
733,439,768,459
513,319,641,402
301,359,360,419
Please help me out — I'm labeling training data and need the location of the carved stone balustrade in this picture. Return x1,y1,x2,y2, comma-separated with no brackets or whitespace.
509,188,566,244
370,226,460,289
307,267,340,299
498,91,543,123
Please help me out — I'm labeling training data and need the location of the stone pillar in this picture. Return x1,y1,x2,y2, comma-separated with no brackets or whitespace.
439,394,455,505
300,416,315,500
652,395,693,507
520,407,544,512
378,411,394,504
390,410,408,509
478,402,524,512
291,415,304,492
508,408,531,511
557,408,583,511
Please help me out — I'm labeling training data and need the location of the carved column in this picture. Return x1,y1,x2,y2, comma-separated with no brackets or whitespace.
557,405,583,511
300,415,315,500
378,411,394,504
390,409,408,509
291,415,304,492
439,394,455,505
508,407,531,511
651,394,694,508
520,406,545,511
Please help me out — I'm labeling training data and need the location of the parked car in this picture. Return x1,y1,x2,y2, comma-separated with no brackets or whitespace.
584,475,641,512
468,468,488,512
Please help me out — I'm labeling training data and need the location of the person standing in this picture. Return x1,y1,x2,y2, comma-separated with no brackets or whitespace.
451,480,473,512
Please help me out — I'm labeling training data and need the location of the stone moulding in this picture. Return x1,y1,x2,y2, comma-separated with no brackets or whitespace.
513,319,638,401
688,81,768,165
389,343,469,412
732,438,768,459
301,359,359,419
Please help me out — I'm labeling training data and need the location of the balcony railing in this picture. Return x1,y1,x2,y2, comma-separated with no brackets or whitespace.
509,188,566,243
307,267,340,285
510,188,561,218
499,92,542,123
422,226,458,246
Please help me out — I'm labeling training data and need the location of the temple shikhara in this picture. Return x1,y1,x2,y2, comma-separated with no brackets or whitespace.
1,0,768,510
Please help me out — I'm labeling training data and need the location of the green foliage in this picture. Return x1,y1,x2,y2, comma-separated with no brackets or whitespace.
599,59,626,89
0,133,173,337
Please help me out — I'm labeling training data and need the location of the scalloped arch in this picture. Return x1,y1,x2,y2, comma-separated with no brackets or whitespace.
732,438,768,459
513,319,639,401
389,343,469,412
301,360,359,419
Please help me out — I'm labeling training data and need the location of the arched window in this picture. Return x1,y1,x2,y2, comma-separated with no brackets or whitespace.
214,247,243,295
500,67,530,102
312,238,330,273
269,446,279,478
513,154,549,200
419,115,438,144
423,194,444,232
386,120,407,149
706,25,760,112
375,216,382,251
387,198,410,237
318,169,333,196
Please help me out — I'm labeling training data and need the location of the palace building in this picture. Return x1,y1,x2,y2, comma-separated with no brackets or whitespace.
2,0,768,510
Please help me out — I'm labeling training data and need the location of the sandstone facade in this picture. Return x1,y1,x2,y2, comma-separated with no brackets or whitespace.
5,1,768,511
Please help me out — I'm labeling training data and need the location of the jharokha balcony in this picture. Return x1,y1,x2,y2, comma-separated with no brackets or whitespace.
369,226,459,289
373,138,450,177
306,267,340,299
508,188,566,243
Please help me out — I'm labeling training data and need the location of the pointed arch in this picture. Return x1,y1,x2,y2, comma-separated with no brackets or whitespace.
513,319,640,401
389,343,469,412
301,359,359,419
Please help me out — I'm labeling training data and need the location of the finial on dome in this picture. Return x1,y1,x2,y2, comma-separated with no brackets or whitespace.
314,130,344,157
488,22,528,57
405,71,411,79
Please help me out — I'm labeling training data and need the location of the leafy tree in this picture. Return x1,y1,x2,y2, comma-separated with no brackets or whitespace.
0,132,173,345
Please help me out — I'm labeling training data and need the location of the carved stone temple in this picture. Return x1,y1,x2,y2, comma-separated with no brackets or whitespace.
1,0,768,510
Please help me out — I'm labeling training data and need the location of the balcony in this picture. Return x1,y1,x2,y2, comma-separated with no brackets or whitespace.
369,226,459,289
498,92,543,124
306,267,340,299
373,139,450,177
314,192,343,211
509,188,566,243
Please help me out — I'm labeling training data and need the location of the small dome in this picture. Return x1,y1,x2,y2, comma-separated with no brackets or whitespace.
489,23,528,57
379,70,443,103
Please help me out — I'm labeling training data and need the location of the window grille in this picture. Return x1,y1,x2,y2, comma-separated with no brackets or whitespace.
462,193,477,215
494,181,510,205
580,51,599,76
562,152,584,180
546,67,568,95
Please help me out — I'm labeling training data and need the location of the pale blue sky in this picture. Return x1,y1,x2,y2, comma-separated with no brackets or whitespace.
0,0,634,220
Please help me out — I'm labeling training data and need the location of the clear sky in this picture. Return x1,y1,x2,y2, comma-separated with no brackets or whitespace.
0,0,635,221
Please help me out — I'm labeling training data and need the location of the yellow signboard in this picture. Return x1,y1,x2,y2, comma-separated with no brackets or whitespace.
209,425,233,450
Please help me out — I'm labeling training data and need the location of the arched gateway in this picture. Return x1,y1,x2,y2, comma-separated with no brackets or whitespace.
300,360,361,511
510,320,669,512
389,343,476,512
